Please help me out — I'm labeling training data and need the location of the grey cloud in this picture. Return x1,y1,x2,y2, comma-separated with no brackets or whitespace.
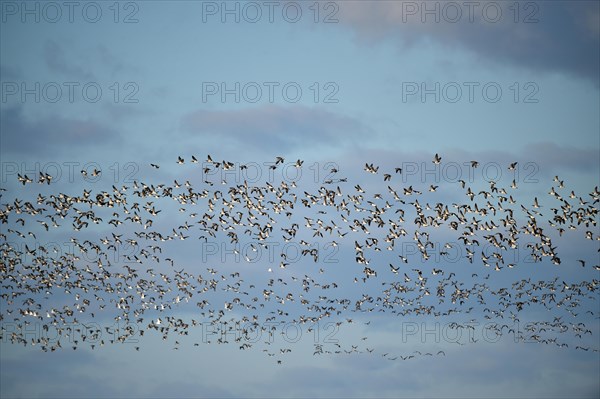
44,40,95,80
181,105,371,154
256,341,599,398
102,102,150,122
43,40,138,81
338,1,599,84
0,349,121,398
151,380,236,398
520,141,600,173
1,105,121,157
1,64,21,80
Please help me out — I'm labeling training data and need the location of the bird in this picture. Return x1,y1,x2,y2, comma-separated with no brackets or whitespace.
0,153,597,362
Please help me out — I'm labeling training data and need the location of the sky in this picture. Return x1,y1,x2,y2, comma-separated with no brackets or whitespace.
1,1,599,398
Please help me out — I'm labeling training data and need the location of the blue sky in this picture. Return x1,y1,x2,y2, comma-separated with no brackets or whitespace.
1,1,599,398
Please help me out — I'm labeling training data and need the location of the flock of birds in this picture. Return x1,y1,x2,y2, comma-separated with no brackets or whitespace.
1,154,599,363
